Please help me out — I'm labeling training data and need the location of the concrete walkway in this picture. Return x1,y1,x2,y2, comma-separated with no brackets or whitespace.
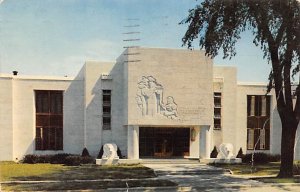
142,163,300,192
2,164,300,191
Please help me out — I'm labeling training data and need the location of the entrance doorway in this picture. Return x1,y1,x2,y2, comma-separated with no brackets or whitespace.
139,127,190,158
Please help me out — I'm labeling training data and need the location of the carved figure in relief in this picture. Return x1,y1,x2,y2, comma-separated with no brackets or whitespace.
217,143,234,159
136,76,163,116
136,76,178,119
161,96,178,119
136,76,149,116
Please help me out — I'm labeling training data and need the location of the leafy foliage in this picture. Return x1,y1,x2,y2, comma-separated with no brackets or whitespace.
81,147,90,157
22,154,95,165
210,146,218,158
236,147,245,159
181,0,300,178
242,153,281,164
97,146,104,159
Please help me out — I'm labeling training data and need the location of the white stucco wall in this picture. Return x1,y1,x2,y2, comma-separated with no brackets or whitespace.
213,66,238,154
63,67,85,155
0,77,14,161
12,77,72,160
126,48,213,127
0,74,76,160
83,60,128,157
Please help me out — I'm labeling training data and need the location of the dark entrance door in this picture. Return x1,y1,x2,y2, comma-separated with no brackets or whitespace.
139,127,190,158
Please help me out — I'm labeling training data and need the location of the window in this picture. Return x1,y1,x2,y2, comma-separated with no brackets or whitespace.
35,90,63,150
247,95,270,150
214,92,222,130
102,90,111,130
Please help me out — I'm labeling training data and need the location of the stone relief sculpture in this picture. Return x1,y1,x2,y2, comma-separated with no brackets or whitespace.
161,96,178,119
102,143,119,160
217,143,235,159
136,76,178,119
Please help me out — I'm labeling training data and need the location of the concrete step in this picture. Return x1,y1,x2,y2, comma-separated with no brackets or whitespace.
154,169,231,176
141,158,200,164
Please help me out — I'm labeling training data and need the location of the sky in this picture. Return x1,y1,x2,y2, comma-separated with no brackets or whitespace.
0,0,272,82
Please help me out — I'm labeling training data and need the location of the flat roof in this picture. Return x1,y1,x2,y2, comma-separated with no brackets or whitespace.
0,74,74,81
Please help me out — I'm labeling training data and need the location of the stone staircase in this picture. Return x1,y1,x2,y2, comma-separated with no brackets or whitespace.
142,159,231,175
141,158,201,164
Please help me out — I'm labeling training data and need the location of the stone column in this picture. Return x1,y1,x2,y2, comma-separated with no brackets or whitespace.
200,125,211,159
127,125,139,159
189,126,200,158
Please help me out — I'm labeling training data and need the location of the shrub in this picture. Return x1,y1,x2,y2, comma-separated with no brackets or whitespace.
268,154,281,162
81,156,95,164
37,155,52,163
50,153,72,164
242,153,281,164
210,146,218,158
236,147,244,159
22,155,39,164
22,154,77,164
117,147,123,159
81,147,90,157
97,146,104,159
64,156,82,166
293,162,300,175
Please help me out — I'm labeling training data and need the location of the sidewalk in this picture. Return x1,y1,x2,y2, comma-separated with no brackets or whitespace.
2,164,300,191
143,163,300,192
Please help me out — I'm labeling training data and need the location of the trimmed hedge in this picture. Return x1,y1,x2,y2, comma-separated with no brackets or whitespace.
236,148,244,159
81,147,90,157
242,153,280,164
22,154,95,166
210,146,218,158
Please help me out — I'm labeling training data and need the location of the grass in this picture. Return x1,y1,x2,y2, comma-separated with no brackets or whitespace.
0,161,68,181
0,162,177,191
2,180,176,191
253,176,300,183
212,162,300,183
0,162,156,181
212,162,280,176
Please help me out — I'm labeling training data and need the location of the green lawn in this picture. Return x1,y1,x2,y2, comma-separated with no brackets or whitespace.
0,162,177,191
212,162,280,176
253,176,300,183
212,162,300,183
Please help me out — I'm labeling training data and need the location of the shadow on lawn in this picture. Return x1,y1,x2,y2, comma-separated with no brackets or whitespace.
11,164,156,181
3,180,177,191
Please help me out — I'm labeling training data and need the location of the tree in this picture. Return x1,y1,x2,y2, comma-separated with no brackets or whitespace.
180,0,300,178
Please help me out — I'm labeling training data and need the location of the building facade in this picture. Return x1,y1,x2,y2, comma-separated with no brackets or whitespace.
0,47,299,161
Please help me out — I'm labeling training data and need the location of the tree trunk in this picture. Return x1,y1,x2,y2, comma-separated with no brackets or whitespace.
277,116,298,178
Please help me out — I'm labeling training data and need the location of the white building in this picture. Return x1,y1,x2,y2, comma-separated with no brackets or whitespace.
0,47,299,161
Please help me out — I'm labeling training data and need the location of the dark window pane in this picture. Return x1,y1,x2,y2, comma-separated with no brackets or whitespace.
50,92,63,114
56,128,63,150
247,95,271,150
214,97,221,107
49,128,56,150
103,106,111,113
50,115,63,127
36,115,49,127
36,91,49,113
214,92,221,97
214,92,222,130
35,90,63,150
102,90,111,130
214,119,221,129
35,128,43,150
42,128,49,150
